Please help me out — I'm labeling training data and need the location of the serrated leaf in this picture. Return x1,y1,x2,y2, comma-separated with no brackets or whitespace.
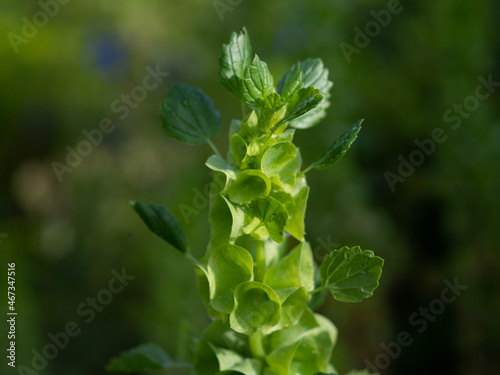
105,344,182,373
227,169,271,204
320,246,383,303
288,58,333,129
230,281,281,335
219,27,252,98
276,64,303,99
160,83,221,144
131,201,187,253
242,55,274,107
208,244,253,313
310,120,363,170
284,86,323,123
249,196,288,243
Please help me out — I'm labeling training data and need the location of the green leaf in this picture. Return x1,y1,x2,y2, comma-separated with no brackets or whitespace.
206,155,238,189
276,64,303,99
310,120,363,170
194,339,243,375
194,264,225,320
264,242,314,292
230,281,281,335
219,27,252,98
209,195,245,249
249,196,288,243
242,55,274,107
229,134,248,167
256,93,287,131
131,201,187,253
320,246,384,303
284,186,309,241
266,340,301,375
276,287,309,328
284,86,323,123
227,170,271,204
219,359,262,375
208,244,254,313
288,58,333,129
290,314,337,374
266,310,338,375
261,142,302,194
105,344,183,373
261,142,297,177
160,83,221,144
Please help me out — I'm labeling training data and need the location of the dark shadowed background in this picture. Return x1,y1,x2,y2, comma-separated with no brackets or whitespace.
1,1,499,374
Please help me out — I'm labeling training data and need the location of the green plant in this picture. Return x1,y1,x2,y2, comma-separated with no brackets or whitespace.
106,27,384,375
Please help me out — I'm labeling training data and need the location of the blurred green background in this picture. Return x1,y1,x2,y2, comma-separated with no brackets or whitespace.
1,1,499,374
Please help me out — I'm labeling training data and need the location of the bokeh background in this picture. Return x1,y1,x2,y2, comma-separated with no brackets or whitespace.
1,1,499,374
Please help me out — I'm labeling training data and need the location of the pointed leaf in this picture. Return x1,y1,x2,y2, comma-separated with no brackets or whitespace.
219,27,252,98
310,120,363,170
284,86,323,123
242,55,274,106
160,83,221,144
131,201,187,253
276,64,303,99
284,186,309,241
288,58,333,129
320,246,383,302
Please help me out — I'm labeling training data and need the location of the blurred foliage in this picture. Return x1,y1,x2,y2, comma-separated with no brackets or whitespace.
0,0,499,374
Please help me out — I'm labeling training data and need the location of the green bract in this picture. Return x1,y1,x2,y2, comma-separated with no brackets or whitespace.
109,28,384,375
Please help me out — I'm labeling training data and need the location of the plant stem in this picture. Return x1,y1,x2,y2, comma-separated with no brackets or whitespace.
302,164,314,174
249,331,266,359
309,286,325,295
207,139,222,158
255,240,266,282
